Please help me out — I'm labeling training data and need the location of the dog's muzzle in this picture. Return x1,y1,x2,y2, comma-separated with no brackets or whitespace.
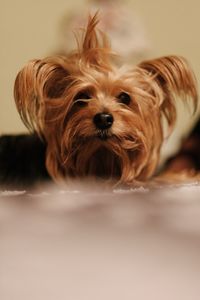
93,113,114,140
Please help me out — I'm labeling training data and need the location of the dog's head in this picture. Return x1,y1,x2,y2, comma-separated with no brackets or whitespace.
14,14,198,184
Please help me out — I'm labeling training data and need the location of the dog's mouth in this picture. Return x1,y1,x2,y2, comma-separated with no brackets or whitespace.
96,129,112,141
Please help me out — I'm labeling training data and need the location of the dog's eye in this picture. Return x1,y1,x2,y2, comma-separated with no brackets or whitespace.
117,92,131,105
74,92,91,107
75,92,91,100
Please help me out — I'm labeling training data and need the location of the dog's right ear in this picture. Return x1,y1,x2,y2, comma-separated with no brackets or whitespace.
138,55,198,132
14,57,70,134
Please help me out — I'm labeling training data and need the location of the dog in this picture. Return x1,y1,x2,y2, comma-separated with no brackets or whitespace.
0,14,198,187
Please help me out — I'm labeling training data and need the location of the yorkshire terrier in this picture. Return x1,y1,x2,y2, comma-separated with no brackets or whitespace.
0,14,198,187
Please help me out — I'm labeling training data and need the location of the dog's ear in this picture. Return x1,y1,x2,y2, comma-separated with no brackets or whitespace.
14,57,69,134
138,55,198,130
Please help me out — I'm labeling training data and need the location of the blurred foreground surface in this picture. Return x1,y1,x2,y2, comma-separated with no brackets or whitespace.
1,181,200,300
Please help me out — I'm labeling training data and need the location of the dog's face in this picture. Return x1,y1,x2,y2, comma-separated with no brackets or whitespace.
14,15,198,184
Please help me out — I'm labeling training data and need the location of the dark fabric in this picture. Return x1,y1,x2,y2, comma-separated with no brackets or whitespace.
166,118,200,172
0,134,50,188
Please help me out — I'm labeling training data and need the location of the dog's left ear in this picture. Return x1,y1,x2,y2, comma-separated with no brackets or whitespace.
138,55,198,129
14,57,70,135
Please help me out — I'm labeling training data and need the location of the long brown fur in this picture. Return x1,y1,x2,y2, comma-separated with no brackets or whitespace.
14,14,198,185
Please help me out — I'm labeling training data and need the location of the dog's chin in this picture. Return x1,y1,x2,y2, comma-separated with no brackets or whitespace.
64,131,144,182
85,146,121,180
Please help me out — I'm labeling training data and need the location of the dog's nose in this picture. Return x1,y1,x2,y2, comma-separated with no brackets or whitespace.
93,113,114,130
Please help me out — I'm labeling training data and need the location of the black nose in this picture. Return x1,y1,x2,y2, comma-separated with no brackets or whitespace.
93,113,114,130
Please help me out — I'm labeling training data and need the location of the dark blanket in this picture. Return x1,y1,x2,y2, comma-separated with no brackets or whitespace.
0,134,50,188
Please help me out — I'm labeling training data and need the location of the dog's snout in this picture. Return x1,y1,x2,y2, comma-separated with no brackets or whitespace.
93,113,114,130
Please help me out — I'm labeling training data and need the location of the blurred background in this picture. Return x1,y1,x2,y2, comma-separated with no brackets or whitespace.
0,0,199,135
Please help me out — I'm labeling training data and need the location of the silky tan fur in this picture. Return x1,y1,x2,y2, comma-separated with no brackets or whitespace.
14,14,198,185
